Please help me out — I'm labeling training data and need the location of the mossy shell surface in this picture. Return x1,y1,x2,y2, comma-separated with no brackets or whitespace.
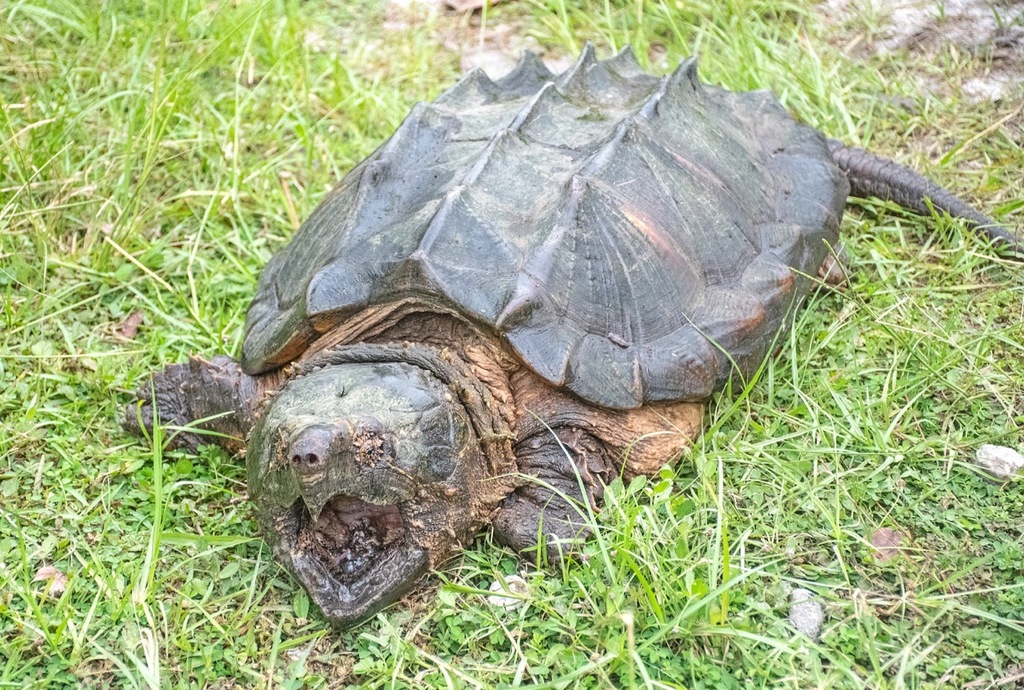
242,46,848,408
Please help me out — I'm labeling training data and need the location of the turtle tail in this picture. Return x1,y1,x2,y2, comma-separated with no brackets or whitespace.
827,139,1022,254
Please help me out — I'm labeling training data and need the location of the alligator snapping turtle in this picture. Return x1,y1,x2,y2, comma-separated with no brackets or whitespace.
126,46,1018,628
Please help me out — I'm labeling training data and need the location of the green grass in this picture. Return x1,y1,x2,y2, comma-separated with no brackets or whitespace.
2,0,1022,687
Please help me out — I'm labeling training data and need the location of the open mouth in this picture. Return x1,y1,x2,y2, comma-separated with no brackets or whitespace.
270,491,430,627
293,495,407,584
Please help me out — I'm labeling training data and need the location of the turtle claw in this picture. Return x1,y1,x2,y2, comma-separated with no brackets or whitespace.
492,428,607,565
124,360,205,451
493,490,592,565
123,355,251,454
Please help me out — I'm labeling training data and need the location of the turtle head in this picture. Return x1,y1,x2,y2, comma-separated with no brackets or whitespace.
247,360,485,628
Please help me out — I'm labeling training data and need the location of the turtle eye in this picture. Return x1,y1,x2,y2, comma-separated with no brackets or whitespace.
415,405,467,482
422,444,456,482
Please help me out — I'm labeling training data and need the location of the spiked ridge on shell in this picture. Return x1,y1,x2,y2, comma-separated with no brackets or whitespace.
241,44,848,409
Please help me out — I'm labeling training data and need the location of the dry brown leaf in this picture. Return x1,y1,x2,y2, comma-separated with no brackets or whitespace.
870,528,907,562
33,565,68,598
115,310,144,339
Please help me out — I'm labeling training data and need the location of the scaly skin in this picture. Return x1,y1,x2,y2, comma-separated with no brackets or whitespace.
828,140,1022,253
123,355,260,454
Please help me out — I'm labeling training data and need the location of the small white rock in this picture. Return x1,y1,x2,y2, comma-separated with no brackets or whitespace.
486,574,528,609
460,48,519,79
975,444,1024,480
788,588,825,641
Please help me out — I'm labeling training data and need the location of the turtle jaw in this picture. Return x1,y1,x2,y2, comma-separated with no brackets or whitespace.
270,493,432,628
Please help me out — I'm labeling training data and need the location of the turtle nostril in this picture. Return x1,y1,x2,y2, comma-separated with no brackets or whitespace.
290,452,321,466
287,424,337,470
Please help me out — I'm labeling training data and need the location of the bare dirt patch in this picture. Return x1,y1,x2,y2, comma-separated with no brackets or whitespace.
823,0,1024,101
383,0,573,79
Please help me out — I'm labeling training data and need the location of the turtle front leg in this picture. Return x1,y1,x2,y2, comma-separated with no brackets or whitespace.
123,355,261,453
492,427,611,564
